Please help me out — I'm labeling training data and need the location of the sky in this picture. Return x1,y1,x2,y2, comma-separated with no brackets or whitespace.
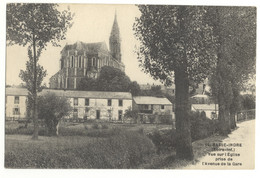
6,4,162,87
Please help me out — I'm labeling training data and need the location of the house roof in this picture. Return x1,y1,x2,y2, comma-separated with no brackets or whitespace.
133,96,172,105
5,88,132,100
41,89,132,99
5,87,28,96
192,104,219,111
191,94,209,98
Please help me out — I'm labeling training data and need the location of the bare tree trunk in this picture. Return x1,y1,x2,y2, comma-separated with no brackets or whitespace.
218,87,231,135
175,70,194,160
56,120,60,136
31,33,39,140
230,111,236,129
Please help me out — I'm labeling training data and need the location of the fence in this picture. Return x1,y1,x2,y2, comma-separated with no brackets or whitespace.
237,109,255,122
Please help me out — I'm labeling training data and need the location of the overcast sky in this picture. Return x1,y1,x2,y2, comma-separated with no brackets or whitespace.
6,4,162,87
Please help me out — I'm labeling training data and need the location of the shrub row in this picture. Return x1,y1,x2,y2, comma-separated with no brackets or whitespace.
190,111,219,141
148,111,218,153
5,129,155,168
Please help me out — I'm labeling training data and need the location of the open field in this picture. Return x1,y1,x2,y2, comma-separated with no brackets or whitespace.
5,120,172,136
5,129,156,168
6,119,250,169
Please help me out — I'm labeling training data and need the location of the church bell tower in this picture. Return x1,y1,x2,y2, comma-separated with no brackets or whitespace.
109,11,121,62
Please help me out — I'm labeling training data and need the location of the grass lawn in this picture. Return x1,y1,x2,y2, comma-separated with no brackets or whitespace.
5,120,228,169
5,124,156,168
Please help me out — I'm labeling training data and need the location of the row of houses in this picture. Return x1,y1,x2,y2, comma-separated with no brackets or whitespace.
5,87,174,121
5,87,219,122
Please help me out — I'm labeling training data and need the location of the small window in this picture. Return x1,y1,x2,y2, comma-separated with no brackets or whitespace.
14,96,19,104
151,105,154,110
85,98,89,106
144,105,149,110
107,99,112,106
161,105,165,110
74,98,78,106
13,108,20,115
119,99,123,106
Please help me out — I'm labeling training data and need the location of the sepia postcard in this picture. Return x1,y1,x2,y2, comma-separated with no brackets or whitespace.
2,1,258,177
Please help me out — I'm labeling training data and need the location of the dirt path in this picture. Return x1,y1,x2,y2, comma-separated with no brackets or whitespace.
183,119,255,169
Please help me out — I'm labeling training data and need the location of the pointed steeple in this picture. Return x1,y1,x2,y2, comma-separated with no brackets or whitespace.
109,11,121,62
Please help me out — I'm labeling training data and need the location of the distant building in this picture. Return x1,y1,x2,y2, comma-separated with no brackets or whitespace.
133,96,173,115
190,94,218,119
49,13,124,89
5,88,28,120
139,84,175,96
5,88,132,121
191,104,218,120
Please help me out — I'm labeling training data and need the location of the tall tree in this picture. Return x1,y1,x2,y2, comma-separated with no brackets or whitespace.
207,7,256,134
19,55,47,128
78,66,138,94
134,5,217,160
7,4,73,139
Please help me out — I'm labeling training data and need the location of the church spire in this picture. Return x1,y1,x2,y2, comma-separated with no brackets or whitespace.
109,11,121,62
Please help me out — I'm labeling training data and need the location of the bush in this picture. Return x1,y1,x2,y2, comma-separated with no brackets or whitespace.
189,111,218,141
5,125,47,136
148,115,155,124
91,123,99,129
5,130,156,168
148,129,177,154
159,115,172,125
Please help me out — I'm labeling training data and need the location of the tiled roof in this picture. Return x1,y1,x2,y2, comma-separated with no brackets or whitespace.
133,96,172,105
191,94,209,98
192,104,219,111
41,89,132,99
5,87,28,96
5,88,132,100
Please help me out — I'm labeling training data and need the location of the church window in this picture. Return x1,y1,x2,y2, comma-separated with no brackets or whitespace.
88,58,91,68
78,56,82,68
71,56,74,68
61,60,64,69
92,57,96,67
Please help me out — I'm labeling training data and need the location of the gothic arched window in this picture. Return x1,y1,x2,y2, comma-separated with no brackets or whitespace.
92,57,96,67
78,56,82,68
70,56,74,68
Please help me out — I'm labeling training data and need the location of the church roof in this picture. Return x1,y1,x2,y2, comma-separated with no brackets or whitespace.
61,41,109,55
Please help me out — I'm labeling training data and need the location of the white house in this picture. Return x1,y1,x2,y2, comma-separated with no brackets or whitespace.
5,88,28,120
5,87,132,121
191,104,219,120
41,89,132,121
133,96,173,115
190,94,218,119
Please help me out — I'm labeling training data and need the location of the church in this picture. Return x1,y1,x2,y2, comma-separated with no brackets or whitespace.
49,13,124,89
